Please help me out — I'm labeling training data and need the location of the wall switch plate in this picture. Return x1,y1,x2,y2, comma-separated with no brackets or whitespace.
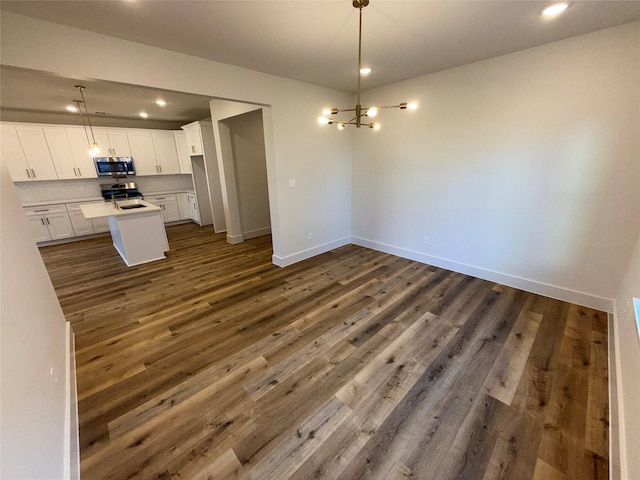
288,179,296,189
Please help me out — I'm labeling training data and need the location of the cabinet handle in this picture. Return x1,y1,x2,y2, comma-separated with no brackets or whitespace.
31,169,36,178
73,167,77,176
159,165,162,173
26,169,31,178
78,167,82,176
191,145,195,153
41,218,45,225
34,209,49,213
156,197,165,200
46,217,50,225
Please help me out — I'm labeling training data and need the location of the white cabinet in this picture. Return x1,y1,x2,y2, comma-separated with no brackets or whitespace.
65,128,98,178
152,132,181,174
174,131,191,174
128,131,182,175
67,202,110,235
66,203,94,236
2,125,59,181
1,125,30,182
145,194,180,223
187,193,201,224
127,131,157,175
43,127,97,179
23,205,74,242
15,126,59,180
93,129,131,157
176,193,190,220
182,123,203,156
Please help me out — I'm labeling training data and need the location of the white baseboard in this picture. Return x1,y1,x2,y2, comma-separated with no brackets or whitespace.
272,236,351,267
243,226,272,240
226,233,244,244
64,322,80,480
351,236,614,312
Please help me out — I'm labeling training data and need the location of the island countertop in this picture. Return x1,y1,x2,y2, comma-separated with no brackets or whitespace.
80,200,162,219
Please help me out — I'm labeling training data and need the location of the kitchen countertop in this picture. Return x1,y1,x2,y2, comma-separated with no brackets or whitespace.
21,191,194,208
80,200,162,219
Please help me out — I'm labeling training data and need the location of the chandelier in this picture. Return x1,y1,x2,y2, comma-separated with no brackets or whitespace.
318,0,416,131
75,85,100,157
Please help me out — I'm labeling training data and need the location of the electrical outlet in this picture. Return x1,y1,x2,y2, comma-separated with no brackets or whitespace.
308,232,313,240
423,236,430,245
288,179,296,189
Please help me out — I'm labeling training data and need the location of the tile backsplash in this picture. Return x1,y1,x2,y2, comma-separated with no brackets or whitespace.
14,175,194,204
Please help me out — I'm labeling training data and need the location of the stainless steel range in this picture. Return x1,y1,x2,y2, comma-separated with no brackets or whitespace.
100,182,144,202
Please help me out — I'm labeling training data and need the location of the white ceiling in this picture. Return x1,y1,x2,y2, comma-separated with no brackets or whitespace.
2,0,640,127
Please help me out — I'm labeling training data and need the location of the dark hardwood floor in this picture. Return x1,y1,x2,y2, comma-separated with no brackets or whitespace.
39,223,609,479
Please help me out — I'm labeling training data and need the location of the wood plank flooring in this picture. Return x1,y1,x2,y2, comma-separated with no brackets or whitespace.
39,223,609,479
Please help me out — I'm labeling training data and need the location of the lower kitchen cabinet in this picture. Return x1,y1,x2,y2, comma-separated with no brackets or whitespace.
145,194,180,223
187,193,201,224
67,202,110,235
23,205,75,242
176,193,190,220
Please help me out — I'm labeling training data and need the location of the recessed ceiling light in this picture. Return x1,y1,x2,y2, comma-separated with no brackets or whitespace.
155,99,166,106
139,112,148,118
66,105,78,112
360,67,372,75
541,2,569,18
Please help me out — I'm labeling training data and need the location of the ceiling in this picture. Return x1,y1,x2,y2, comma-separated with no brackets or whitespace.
2,0,640,128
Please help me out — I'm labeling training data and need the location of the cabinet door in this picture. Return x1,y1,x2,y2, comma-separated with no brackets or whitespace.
26,215,51,242
45,212,75,240
91,217,110,233
67,207,94,236
15,126,58,180
187,194,200,223
182,125,203,156
128,131,158,175
43,127,77,179
152,132,181,174
176,193,190,220
66,128,98,178
1,125,30,181
91,130,110,157
161,197,180,223
174,132,191,173
107,130,131,157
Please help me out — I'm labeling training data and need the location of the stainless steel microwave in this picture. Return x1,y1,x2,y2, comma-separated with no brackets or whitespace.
94,157,136,177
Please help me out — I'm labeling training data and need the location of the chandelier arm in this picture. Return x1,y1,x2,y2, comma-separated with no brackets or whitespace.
77,85,98,145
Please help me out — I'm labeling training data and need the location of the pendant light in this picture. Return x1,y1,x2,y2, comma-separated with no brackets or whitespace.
75,85,100,156
318,0,417,130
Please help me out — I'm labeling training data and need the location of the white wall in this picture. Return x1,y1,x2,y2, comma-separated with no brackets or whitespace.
224,110,271,240
0,163,70,478
613,231,640,479
352,22,640,310
0,11,353,263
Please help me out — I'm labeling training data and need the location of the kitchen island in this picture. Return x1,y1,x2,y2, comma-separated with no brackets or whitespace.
80,199,169,266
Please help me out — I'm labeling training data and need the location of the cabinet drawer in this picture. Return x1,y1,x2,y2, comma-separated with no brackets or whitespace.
23,205,68,216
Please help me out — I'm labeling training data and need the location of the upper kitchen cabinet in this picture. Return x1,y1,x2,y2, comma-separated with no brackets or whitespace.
1,124,30,181
127,130,157,176
151,132,181,175
43,127,97,179
173,131,192,174
93,129,131,157
128,130,182,175
2,125,58,181
182,122,204,156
